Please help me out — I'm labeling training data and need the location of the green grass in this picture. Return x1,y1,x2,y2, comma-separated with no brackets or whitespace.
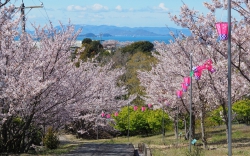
21,124,250,156
20,143,80,156
109,124,250,156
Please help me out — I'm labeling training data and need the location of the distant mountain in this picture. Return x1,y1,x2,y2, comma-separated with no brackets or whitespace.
82,33,97,37
63,25,191,37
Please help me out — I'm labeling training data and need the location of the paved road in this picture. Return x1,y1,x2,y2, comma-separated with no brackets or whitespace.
61,143,135,156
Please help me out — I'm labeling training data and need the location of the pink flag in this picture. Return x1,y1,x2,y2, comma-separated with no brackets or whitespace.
176,90,183,98
215,22,228,41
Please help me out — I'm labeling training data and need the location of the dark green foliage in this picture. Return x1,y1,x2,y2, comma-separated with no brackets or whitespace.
0,116,43,153
75,61,80,68
43,127,60,149
121,41,154,54
82,38,92,44
77,39,104,61
114,106,172,136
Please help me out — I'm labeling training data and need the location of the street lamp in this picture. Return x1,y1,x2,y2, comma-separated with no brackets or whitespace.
215,1,232,155
227,0,232,155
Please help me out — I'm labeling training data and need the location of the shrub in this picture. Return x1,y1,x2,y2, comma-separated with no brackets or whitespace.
43,127,60,149
185,146,204,156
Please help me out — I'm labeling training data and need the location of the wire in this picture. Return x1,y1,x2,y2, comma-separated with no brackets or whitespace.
37,0,51,23
31,0,51,24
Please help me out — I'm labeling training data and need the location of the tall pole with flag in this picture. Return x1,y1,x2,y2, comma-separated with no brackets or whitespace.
227,0,232,155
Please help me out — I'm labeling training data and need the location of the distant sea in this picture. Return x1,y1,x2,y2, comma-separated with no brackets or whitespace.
76,35,173,43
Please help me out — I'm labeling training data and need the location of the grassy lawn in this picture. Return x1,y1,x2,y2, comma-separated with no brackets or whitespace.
20,124,250,156
106,124,250,156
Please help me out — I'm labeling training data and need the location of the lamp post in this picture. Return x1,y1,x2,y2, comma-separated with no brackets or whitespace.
227,0,232,155
215,1,231,155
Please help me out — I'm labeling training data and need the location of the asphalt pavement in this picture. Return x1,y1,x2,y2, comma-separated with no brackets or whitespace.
60,143,135,156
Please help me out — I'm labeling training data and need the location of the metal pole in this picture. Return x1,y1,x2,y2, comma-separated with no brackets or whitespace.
127,103,130,142
177,106,179,146
16,1,43,33
21,1,25,33
227,0,232,155
189,53,193,152
162,105,165,142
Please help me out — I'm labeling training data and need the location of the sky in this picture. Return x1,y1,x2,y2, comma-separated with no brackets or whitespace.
9,0,212,29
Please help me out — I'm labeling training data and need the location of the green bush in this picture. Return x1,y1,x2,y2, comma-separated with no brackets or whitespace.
113,106,172,136
43,127,60,149
121,41,154,54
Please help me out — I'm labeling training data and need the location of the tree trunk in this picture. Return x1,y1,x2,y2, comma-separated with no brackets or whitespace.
200,107,207,149
221,102,229,144
183,118,189,140
184,118,189,140
191,113,195,139
174,116,178,139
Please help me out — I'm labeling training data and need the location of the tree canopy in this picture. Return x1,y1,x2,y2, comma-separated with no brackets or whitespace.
121,41,154,54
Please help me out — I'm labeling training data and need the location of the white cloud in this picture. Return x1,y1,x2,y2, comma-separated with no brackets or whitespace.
75,6,87,11
159,3,168,11
92,4,109,11
153,3,169,12
67,5,86,11
67,4,108,12
67,5,74,11
115,5,122,11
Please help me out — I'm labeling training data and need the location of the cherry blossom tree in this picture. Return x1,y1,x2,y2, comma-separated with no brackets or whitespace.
65,62,136,139
139,32,249,149
170,0,250,83
138,0,250,148
138,40,193,141
0,5,132,153
167,0,250,146
102,40,118,50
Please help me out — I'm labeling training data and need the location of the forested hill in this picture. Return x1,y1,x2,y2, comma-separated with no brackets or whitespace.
55,24,191,36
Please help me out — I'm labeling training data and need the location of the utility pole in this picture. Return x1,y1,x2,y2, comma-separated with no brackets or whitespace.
17,0,43,33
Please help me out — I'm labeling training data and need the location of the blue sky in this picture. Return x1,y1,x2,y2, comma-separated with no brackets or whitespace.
10,0,211,28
